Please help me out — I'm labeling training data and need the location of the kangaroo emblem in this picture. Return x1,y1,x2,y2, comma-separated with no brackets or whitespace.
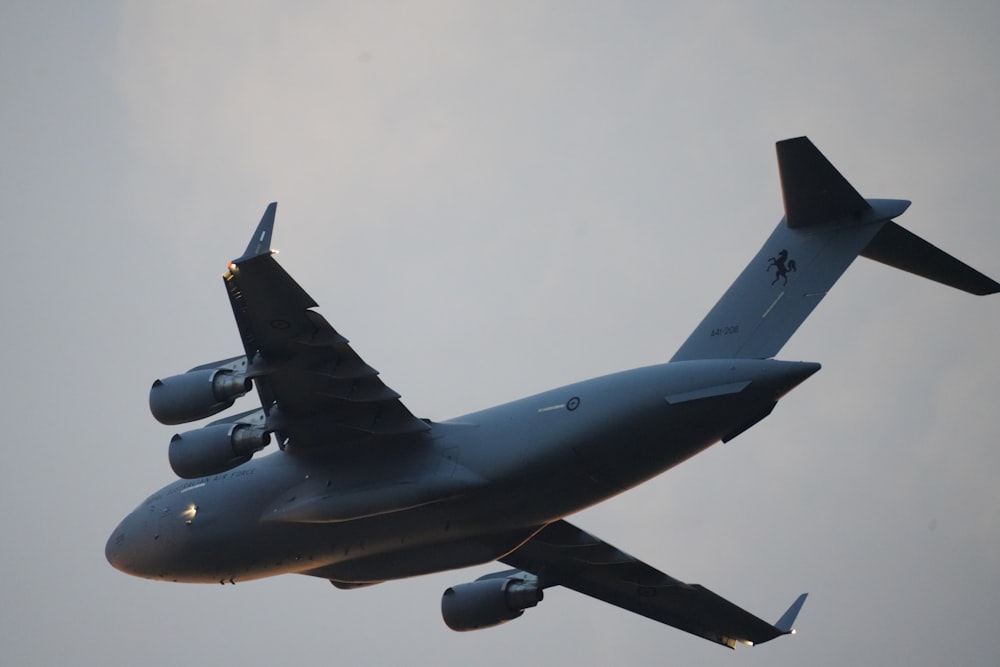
767,249,797,286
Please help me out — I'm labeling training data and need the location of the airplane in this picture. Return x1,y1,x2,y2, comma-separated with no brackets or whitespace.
106,137,998,649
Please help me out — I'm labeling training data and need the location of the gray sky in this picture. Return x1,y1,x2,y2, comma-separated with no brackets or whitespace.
2,2,999,665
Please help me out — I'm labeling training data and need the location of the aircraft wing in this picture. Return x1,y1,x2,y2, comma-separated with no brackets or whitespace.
223,203,429,448
501,520,806,649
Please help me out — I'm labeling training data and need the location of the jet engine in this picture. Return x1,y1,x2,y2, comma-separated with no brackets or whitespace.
441,573,543,631
168,422,270,479
149,356,251,425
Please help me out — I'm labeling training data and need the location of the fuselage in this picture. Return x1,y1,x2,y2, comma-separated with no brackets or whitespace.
106,358,818,585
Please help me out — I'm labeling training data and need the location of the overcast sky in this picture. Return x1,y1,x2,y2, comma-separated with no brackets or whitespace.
2,2,999,666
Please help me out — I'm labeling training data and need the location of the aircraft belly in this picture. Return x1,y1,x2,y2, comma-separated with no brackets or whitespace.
306,524,542,584
109,448,509,584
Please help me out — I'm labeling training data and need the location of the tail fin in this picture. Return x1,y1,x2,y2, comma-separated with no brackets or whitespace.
671,137,998,362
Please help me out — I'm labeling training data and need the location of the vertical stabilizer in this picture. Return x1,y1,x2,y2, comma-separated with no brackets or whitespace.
671,138,907,361
671,137,997,362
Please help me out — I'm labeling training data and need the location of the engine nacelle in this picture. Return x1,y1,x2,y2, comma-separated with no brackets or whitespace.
441,575,543,631
168,423,270,479
150,365,251,425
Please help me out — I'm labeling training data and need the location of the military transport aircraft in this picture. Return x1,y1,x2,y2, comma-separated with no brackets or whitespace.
106,137,998,649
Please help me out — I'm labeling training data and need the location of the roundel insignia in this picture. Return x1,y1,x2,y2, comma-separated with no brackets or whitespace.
566,396,580,411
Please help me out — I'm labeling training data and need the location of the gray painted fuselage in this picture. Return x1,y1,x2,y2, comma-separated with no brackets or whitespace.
106,138,1000,646
107,359,817,584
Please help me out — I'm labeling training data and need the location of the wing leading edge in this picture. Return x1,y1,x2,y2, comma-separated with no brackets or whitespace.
223,203,428,449
501,520,806,649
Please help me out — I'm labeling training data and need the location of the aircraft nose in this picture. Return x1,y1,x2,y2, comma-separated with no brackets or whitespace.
105,517,132,573
105,499,204,581
106,510,155,577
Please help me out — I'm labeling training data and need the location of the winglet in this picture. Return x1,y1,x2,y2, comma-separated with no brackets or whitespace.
774,592,808,634
234,202,277,263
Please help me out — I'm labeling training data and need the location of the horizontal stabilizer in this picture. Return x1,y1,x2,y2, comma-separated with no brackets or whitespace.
861,221,1000,295
778,137,870,228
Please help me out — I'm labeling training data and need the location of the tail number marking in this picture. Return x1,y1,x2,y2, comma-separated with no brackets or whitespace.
711,325,740,337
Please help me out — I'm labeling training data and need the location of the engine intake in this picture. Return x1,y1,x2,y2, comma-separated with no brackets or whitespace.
441,574,543,631
168,423,270,479
150,366,251,425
